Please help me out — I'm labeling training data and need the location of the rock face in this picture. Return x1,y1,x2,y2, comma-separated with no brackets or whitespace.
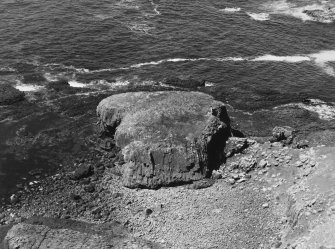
0,84,24,105
97,91,231,188
2,218,160,249
303,8,335,23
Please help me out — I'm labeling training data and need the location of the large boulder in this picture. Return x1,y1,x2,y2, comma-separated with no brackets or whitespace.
97,91,231,188
0,84,24,105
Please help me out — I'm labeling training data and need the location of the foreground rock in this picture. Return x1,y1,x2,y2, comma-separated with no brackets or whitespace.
97,91,231,188
0,84,24,105
2,217,160,249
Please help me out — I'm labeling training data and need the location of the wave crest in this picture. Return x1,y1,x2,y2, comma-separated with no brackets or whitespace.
247,12,270,21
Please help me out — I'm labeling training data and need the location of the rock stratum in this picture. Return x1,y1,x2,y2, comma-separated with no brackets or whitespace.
97,91,231,188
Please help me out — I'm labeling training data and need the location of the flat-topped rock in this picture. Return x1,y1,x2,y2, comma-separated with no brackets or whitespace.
97,91,231,188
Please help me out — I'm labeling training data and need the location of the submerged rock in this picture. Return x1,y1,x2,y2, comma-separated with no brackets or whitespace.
0,84,25,105
97,91,231,188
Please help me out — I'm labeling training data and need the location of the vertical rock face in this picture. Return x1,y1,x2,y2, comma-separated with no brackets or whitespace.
97,91,231,188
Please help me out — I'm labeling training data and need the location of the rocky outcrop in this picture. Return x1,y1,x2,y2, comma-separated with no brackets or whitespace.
97,91,231,188
2,217,160,249
303,7,335,23
271,126,295,145
0,84,24,105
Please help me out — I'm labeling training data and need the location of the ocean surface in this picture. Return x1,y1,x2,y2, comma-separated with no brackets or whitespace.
1,0,335,200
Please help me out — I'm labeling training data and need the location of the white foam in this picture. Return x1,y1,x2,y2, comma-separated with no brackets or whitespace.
221,7,241,13
204,81,215,87
127,57,245,69
265,0,334,23
253,54,311,63
128,24,153,34
0,67,16,72
215,57,245,62
309,50,335,76
94,14,112,20
43,63,90,73
149,0,161,15
43,72,64,82
284,99,335,120
15,84,44,92
309,50,335,64
55,50,335,78
68,80,87,88
247,12,270,21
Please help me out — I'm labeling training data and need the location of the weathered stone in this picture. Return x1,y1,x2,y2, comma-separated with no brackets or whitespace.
238,157,257,173
84,183,95,193
271,126,295,145
259,159,267,168
70,164,92,180
187,179,215,189
2,219,161,249
224,137,249,158
97,91,231,188
0,84,25,105
303,8,335,23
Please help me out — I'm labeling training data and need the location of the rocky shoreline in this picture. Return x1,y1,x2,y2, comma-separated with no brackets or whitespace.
1,86,335,248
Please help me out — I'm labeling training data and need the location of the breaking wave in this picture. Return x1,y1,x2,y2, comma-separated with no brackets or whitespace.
252,55,311,63
149,0,161,15
279,99,335,121
264,0,335,23
14,83,44,92
247,12,270,21
37,50,335,77
309,50,335,76
220,7,241,13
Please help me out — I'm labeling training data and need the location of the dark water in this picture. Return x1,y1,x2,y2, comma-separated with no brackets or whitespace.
1,0,335,200
1,0,335,105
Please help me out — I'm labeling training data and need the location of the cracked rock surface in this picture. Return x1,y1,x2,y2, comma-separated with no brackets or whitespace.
97,91,231,188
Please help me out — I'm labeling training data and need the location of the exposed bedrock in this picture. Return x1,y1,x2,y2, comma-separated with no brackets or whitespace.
97,91,231,188
2,217,160,249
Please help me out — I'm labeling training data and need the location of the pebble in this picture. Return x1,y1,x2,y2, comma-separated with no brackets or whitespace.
84,183,95,193
262,203,269,208
145,208,153,217
227,178,235,185
296,161,303,167
259,159,267,168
